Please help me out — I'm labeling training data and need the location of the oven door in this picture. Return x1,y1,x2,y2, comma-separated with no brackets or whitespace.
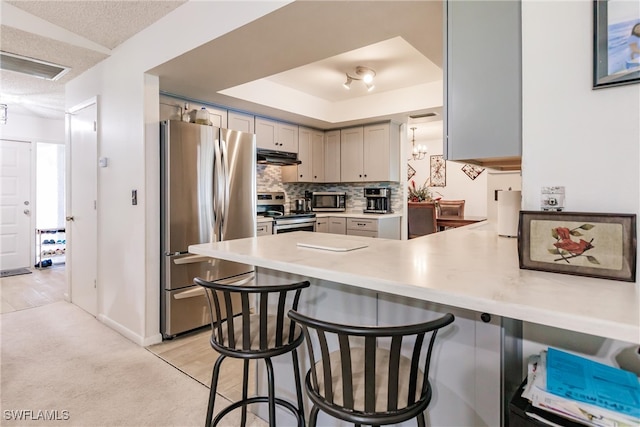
273,219,316,234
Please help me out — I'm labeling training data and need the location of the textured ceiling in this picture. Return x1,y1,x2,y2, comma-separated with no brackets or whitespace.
0,0,444,130
5,1,186,50
0,0,185,118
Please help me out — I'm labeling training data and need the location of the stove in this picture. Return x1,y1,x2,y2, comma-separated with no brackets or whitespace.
257,192,316,234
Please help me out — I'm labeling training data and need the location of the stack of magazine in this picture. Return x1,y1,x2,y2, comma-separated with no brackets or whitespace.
522,348,640,427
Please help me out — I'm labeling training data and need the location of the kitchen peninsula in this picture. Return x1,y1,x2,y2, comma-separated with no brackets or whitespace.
189,223,639,426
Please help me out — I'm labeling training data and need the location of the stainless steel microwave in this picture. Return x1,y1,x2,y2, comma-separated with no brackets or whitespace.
311,192,346,212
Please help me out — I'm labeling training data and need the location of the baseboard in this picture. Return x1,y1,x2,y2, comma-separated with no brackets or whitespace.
143,333,163,346
98,314,152,346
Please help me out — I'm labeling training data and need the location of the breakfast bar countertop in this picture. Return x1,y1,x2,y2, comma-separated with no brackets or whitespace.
189,223,640,344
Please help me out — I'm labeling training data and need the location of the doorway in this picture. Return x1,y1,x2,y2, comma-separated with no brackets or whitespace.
67,99,98,316
0,140,31,271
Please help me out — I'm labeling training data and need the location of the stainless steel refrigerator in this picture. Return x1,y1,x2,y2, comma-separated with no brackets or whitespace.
160,120,256,339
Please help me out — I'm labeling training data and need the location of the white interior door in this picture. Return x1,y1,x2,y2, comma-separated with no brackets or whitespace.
0,140,31,270
67,99,98,316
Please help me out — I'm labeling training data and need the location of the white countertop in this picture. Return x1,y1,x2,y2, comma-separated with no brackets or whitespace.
189,223,640,344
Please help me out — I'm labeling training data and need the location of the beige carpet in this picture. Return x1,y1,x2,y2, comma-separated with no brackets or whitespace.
0,301,267,426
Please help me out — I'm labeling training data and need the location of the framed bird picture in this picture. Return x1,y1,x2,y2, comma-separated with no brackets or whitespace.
430,155,446,187
518,211,636,282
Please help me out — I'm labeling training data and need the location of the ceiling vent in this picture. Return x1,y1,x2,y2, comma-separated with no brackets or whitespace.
409,112,438,119
0,51,70,81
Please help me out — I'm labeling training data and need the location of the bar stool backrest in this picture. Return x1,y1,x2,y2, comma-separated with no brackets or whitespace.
288,310,455,425
195,277,310,358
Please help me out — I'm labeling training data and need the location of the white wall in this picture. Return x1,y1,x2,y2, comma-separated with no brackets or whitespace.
521,1,639,367
407,120,489,216
65,1,292,345
522,1,639,214
0,111,64,144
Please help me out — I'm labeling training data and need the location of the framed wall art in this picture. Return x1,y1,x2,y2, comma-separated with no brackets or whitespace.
593,0,640,89
461,164,485,181
518,211,636,282
407,163,416,181
430,155,446,187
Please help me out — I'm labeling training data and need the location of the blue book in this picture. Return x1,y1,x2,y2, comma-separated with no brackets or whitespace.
546,347,640,418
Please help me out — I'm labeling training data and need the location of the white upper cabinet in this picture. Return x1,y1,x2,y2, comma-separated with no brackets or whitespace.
444,0,521,170
340,122,399,182
282,127,324,182
340,126,364,182
310,129,325,182
227,111,254,133
363,122,399,182
324,130,341,183
255,117,298,153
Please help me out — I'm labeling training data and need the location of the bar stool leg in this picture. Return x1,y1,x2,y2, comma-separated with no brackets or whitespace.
309,406,319,427
291,349,305,418
240,359,249,427
206,354,226,426
264,357,276,427
417,412,426,427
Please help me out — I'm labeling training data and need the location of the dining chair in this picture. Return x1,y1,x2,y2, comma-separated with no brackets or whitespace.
407,202,438,239
288,310,455,426
194,275,310,427
438,200,465,218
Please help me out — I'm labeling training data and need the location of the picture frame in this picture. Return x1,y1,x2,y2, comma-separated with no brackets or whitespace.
593,0,640,89
518,211,636,282
430,155,446,187
407,163,416,181
461,164,485,181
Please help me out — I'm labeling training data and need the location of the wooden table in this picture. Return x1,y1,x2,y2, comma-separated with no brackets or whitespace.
437,215,486,230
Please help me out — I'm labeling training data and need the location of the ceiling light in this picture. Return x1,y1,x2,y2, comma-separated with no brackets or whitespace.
409,127,427,161
0,51,70,81
342,66,376,91
343,75,353,90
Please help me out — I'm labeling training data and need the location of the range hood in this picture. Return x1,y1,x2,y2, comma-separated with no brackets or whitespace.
256,149,301,166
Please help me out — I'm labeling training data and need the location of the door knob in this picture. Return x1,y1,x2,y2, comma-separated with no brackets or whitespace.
23,209,30,215
66,216,75,221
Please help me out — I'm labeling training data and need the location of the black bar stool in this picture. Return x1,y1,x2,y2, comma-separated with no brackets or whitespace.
194,275,310,427
288,310,455,426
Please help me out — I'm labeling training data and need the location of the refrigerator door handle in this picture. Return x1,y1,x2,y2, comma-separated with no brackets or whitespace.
173,286,206,300
213,136,223,243
173,255,213,265
220,136,230,241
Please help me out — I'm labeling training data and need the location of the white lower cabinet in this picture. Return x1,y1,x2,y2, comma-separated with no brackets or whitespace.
315,216,346,234
346,216,400,239
315,217,328,233
256,221,272,236
328,217,346,235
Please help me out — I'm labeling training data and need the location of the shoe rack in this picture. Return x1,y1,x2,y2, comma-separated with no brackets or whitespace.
35,228,66,268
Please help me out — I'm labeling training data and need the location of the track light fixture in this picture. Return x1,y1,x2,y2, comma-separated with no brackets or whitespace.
343,66,376,91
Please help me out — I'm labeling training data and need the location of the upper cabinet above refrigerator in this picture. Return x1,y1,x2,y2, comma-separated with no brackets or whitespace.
444,0,522,171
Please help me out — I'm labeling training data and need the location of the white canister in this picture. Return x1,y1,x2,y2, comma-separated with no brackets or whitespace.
497,190,521,237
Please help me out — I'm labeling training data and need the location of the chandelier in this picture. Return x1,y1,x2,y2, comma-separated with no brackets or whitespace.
342,66,376,91
409,127,427,160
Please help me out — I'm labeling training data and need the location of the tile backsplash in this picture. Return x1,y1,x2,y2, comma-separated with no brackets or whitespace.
257,165,403,213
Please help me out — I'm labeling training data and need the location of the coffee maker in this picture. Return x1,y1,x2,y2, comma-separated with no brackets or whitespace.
363,187,392,214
